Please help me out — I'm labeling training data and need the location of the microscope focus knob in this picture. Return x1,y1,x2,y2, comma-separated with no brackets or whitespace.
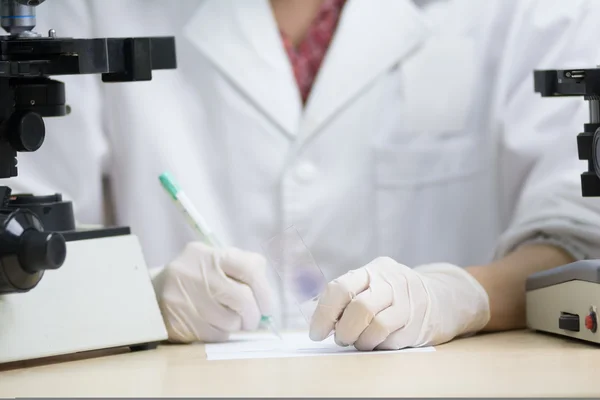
0,209,66,294
19,230,66,273
9,111,45,152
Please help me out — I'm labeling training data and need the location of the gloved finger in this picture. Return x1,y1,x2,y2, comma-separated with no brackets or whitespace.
211,274,262,331
333,276,394,347
375,325,419,350
309,268,370,341
161,302,230,344
165,255,244,333
353,305,410,351
354,276,411,351
219,247,275,316
374,280,430,351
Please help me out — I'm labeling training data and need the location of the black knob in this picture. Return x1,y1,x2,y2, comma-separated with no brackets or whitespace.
9,112,45,152
0,209,66,294
19,231,66,274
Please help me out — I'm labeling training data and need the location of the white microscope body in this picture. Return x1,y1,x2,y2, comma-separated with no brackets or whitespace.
0,232,168,364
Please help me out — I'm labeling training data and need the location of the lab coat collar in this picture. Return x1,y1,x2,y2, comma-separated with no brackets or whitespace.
182,0,302,139
182,0,429,141
300,0,430,144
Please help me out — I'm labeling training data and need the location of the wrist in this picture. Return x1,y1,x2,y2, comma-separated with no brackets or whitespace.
414,263,491,345
466,243,575,331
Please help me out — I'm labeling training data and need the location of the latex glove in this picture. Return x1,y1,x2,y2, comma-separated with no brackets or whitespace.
309,257,490,350
152,242,275,343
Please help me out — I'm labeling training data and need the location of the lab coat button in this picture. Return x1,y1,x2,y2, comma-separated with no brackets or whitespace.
294,162,317,183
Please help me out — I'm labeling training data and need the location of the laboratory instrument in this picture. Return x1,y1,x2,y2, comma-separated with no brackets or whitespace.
528,68,600,344
0,0,176,364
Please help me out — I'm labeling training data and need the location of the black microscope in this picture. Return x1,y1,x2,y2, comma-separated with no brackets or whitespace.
526,67,600,344
0,0,177,364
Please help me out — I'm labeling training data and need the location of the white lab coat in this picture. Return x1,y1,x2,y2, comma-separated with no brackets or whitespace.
13,0,600,325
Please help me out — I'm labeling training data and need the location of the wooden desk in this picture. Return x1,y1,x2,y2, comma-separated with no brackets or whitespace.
0,330,598,397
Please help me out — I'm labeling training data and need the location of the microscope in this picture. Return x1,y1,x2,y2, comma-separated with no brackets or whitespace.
0,0,176,364
527,68,600,344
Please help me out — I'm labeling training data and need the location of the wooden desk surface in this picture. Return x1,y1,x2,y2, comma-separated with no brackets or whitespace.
0,330,599,397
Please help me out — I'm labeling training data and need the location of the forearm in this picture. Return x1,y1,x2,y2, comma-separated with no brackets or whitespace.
466,244,575,332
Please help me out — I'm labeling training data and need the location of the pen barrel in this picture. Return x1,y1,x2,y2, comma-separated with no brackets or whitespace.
176,192,222,248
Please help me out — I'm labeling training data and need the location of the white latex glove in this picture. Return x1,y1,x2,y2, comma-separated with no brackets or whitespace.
151,242,275,343
309,257,490,350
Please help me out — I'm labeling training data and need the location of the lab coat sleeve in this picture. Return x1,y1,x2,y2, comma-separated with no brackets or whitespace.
494,0,600,260
4,0,110,226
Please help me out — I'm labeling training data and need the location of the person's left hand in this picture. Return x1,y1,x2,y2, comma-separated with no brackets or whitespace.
308,257,490,350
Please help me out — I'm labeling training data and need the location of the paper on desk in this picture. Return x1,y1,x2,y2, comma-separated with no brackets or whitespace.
204,331,435,361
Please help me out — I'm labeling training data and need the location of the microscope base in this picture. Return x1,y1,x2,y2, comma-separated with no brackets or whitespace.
0,231,168,364
526,260,600,345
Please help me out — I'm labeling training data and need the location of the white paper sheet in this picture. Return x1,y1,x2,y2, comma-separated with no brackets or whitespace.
204,331,435,360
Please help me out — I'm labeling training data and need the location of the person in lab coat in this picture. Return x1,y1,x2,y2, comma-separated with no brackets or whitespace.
15,0,600,349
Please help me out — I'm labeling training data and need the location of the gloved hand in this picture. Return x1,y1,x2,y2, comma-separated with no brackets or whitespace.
151,242,275,343
309,257,490,350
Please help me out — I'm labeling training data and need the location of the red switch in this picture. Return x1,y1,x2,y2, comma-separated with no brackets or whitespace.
585,311,597,333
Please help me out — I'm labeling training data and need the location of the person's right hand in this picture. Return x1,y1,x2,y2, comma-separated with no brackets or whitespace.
152,242,275,343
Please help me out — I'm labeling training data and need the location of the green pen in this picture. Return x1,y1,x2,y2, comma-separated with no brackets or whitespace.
159,172,282,339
